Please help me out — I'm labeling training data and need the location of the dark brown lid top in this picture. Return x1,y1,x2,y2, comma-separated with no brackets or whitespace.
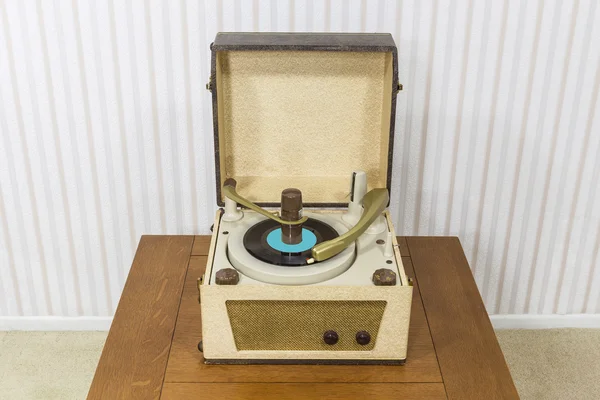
212,32,397,52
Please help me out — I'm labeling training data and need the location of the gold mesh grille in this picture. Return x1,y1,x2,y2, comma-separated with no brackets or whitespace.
226,300,386,351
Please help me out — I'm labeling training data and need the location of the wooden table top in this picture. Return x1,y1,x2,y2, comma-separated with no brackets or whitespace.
87,235,519,399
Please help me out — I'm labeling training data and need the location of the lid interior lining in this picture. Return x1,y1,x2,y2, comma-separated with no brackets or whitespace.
215,50,394,204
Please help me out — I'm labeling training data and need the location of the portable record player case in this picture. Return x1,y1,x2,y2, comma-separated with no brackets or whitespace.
200,32,411,364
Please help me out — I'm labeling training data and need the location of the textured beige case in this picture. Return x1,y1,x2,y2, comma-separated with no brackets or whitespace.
201,211,412,363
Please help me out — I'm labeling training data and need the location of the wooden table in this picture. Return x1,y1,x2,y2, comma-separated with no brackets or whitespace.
87,236,519,399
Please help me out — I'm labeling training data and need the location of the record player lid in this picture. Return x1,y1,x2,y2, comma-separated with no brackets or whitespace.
209,33,400,207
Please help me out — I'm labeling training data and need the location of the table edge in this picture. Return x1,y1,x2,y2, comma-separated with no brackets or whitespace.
407,236,519,399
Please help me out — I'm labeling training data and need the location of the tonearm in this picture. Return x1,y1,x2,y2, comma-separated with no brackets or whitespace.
222,178,389,262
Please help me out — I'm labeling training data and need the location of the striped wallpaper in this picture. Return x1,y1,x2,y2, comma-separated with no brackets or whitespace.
0,0,599,319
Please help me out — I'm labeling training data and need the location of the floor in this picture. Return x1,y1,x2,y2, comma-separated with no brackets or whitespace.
496,329,600,399
0,329,598,399
0,331,106,400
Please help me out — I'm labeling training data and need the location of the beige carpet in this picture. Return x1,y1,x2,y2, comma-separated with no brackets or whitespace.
495,329,600,399
0,329,598,399
0,331,106,400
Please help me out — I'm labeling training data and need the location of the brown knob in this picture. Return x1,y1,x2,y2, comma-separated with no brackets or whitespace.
281,188,303,245
356,331,371,345
215,268,239,285
372,268,397,286
323,330,339,345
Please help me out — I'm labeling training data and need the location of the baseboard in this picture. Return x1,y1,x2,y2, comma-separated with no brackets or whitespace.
1,314,599,331
490,314,600,329
0,317,113,331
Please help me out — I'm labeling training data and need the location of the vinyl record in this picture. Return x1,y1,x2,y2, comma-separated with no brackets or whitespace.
243,218,338,266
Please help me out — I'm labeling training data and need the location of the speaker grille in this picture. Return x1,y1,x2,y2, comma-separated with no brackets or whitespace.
226,300,386,351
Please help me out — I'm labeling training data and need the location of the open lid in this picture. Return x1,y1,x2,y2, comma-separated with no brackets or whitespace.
209,33,400,207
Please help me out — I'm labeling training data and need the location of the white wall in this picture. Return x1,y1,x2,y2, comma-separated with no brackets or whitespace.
0,0,599,322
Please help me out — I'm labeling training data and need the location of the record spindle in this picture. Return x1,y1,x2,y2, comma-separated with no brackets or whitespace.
280,188,303,244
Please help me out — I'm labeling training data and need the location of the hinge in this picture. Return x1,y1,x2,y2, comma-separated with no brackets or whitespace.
394,82,404,94
206,76,212,92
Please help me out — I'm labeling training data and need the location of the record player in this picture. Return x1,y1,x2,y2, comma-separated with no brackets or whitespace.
199,32,412,365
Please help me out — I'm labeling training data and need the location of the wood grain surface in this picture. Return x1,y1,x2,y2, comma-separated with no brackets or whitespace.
407,236,519,399
87,235,194,400
192,235,212,256
161,383,447,400
163,255,442,383
397,236,410,257
89,235,518,399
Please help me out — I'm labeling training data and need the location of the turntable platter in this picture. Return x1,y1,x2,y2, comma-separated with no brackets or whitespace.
243,218,338,267
227,212,356,285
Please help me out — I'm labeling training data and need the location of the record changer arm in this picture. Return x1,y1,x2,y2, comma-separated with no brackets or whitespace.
222,179,308,225
309,188,389,262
